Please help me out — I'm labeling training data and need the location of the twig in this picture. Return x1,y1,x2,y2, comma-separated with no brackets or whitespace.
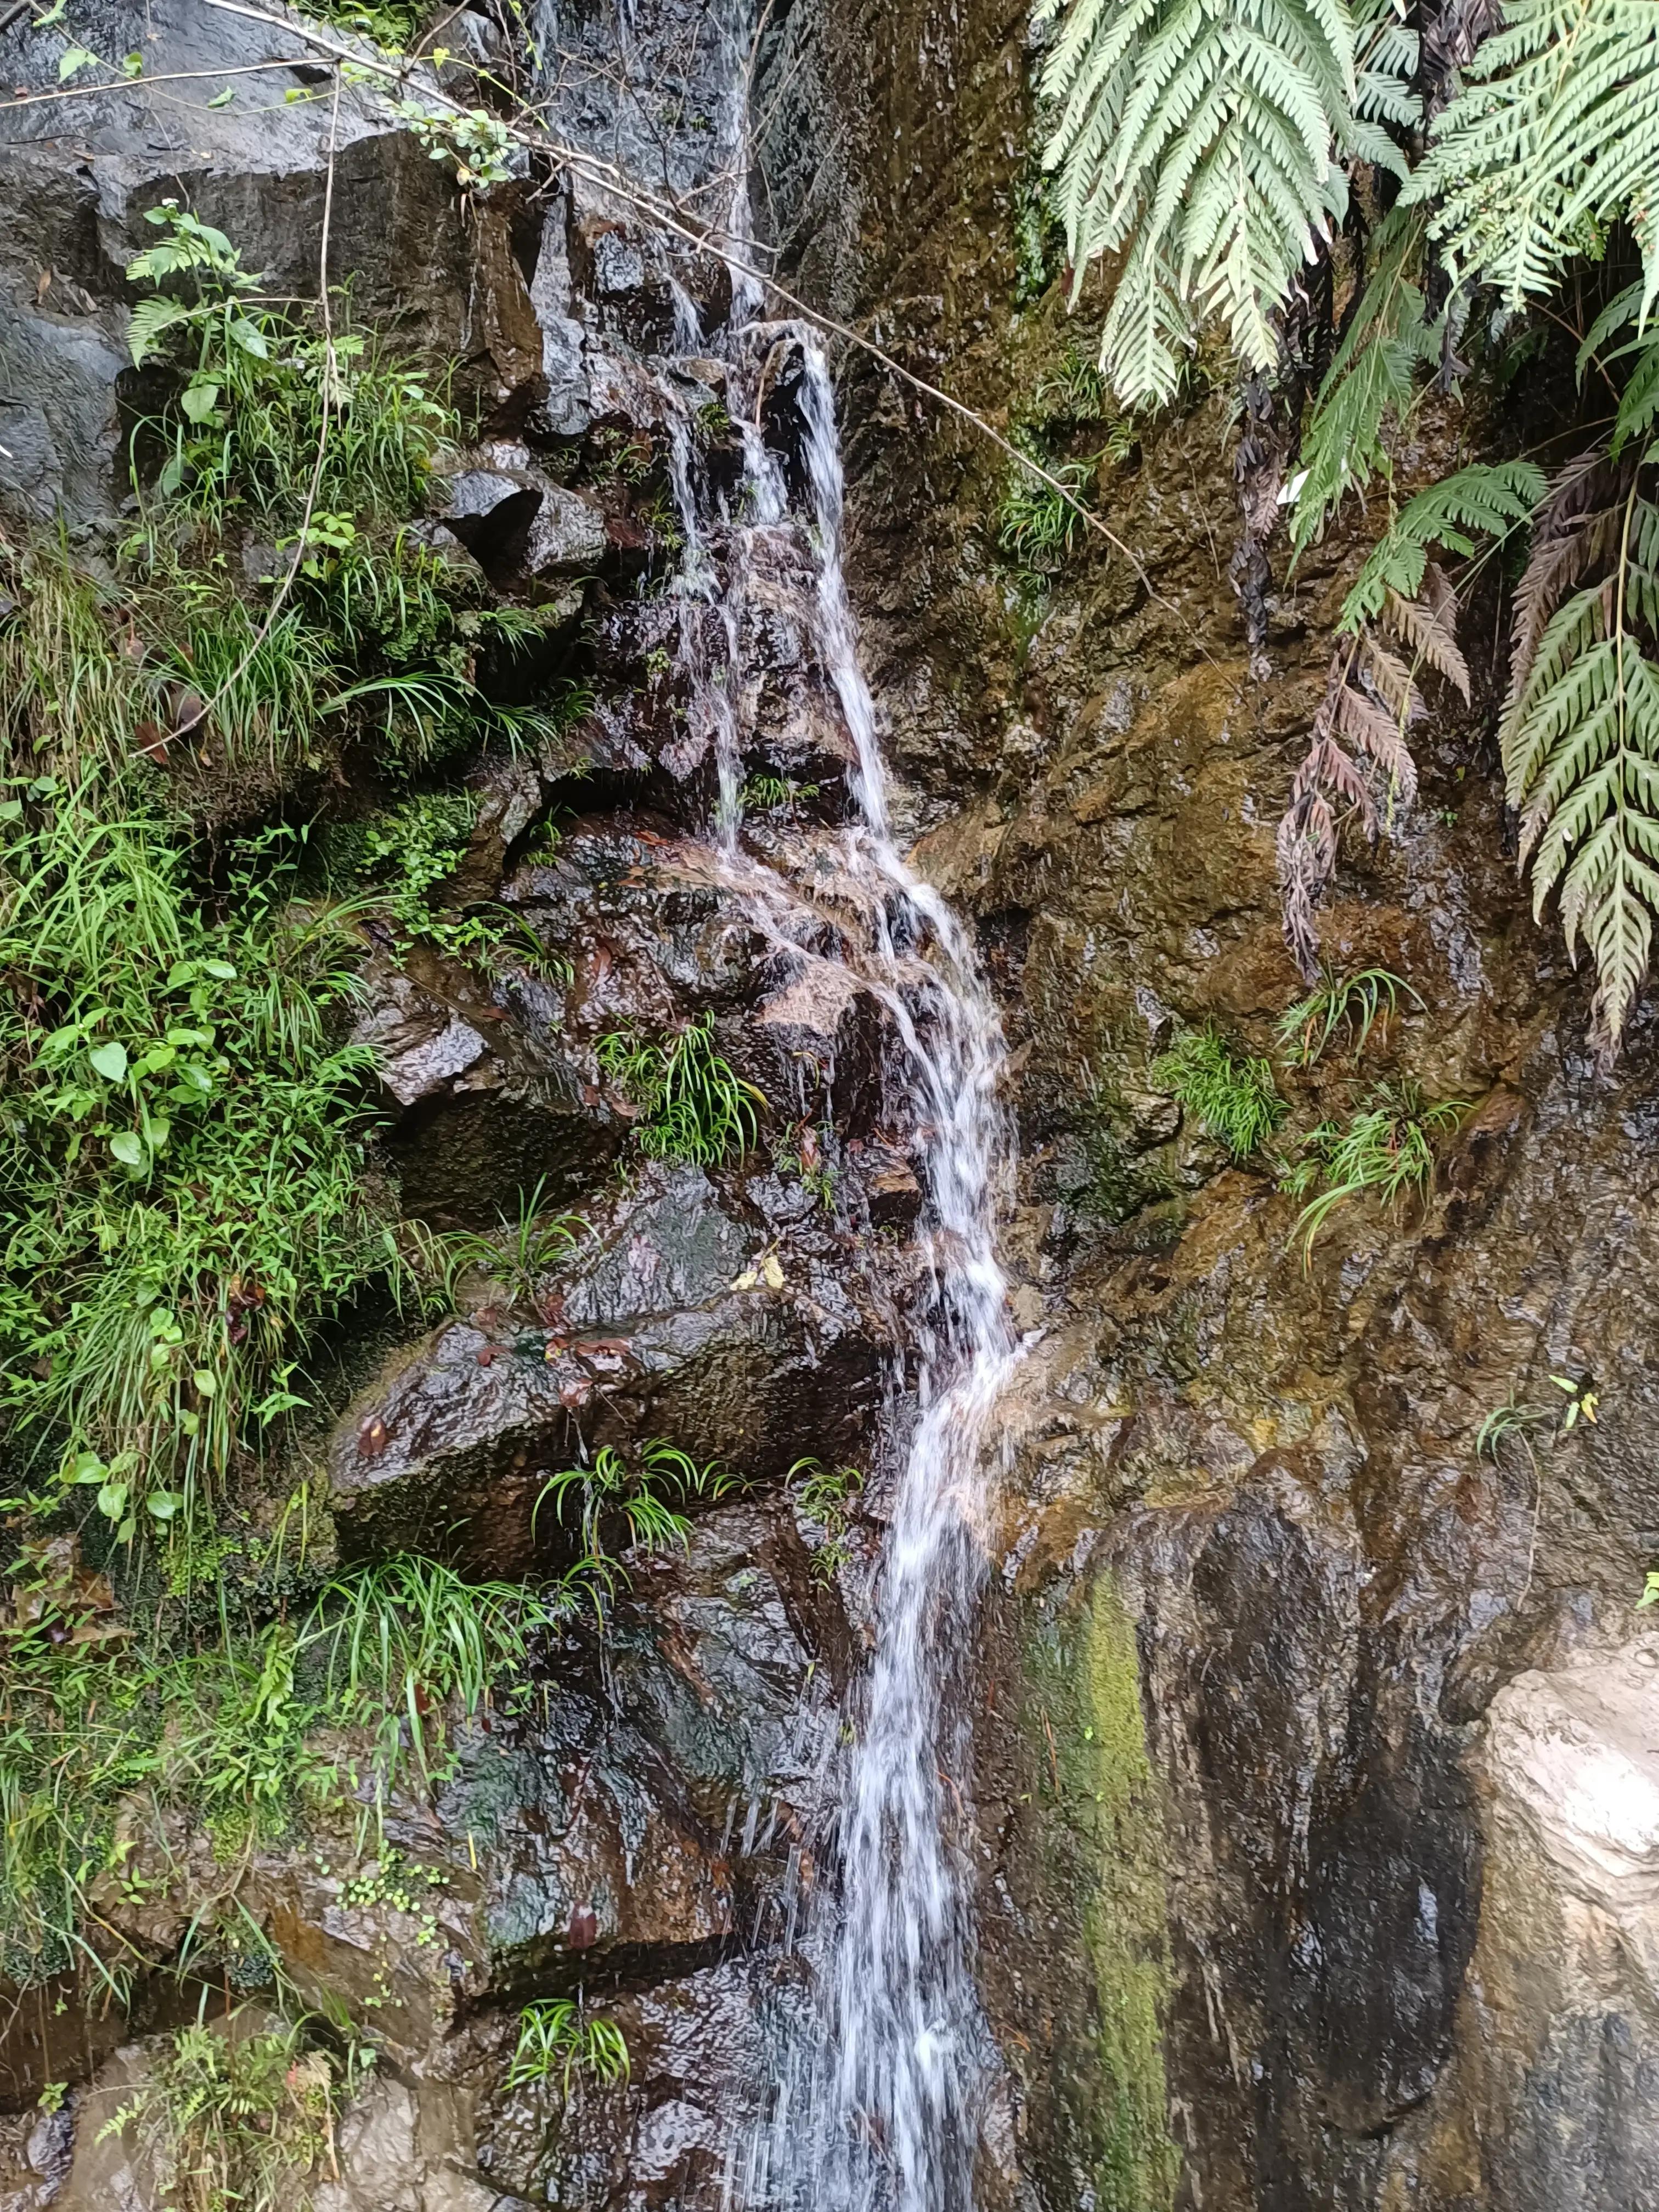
0,58,327,109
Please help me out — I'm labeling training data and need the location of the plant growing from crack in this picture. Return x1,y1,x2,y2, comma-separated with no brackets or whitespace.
597,1013,765,1166
1276,967,1425,1068
1283,1084,1469,1261
506,1999,629,2098
533,1441,735,1622
788,1456,865,1583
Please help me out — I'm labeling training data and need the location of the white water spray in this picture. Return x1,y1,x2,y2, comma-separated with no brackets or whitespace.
656,302,1017,2212
640,16,1019,2196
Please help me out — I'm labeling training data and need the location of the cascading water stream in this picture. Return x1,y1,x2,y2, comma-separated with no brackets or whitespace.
654,262,1019,2207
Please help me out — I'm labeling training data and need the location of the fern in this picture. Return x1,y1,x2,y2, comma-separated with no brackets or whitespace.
1339,460,1547,625
1277,580,1470,973
1406,0,1659,314
1579,281,1659,457
1289,209,1437,553
1036,0,1419,404
1502,451,1659,1054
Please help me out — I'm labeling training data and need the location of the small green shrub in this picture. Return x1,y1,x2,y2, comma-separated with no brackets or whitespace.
297,0,422,47
121,205,569,780
506,1999,629,2098
1284,1083,1469,1259
1150,1025,1285,1159
100,2008,339,2212
597,1013,765,1166
1276,967,1425,1067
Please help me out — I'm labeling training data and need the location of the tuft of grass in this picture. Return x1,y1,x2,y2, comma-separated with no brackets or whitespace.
421,1178,585,1317
1276,966,1425,1067
506,1999,629,2098
1284,1082,1469,1260
533,1441,732,1615
996,456,1092,567
740,772,819,812
100,2006,341,2212
300,1554,555,1802
597,1013,765,1167
1150,1024,1285,1160
788,1456,864,1583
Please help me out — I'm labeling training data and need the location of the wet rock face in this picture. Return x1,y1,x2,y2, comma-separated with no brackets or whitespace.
12,0,1659,2206
758,0,1659,2204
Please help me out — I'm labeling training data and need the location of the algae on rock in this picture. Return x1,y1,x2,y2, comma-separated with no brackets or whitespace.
1024,1575,1180,2212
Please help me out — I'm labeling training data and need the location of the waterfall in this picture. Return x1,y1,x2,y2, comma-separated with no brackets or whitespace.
652,222,1018,2212
779,348,1018,2212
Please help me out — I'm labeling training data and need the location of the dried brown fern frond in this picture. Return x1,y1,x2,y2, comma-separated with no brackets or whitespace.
1276,582,1458,977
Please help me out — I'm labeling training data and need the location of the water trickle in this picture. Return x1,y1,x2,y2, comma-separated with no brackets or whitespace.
653,272,1018,2205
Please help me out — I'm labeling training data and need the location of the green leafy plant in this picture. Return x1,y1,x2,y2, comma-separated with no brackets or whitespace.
100,2007,340,2212
298,0,422,47
392,101,517,189
330,793,568,977
1284,1081,1468,1257
1549,1370,1601,1429
1476,1395,1559,1606
1276,967,1424,1065
1334,461,1547,630
1285,210,1438,553
597,1013,765,1166
0,557,407,1531
1150,1025,1285,1159
506,1999,630,2098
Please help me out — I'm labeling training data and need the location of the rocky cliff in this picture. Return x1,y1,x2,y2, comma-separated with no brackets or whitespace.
0,1,1656,2210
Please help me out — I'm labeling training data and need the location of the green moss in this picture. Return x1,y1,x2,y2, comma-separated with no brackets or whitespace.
1027,1575,1180,2212
1073,1584,1181,2212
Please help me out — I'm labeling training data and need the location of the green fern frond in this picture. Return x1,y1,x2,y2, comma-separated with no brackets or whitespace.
1338,459,1547,627
1039,0,1418,403
1406,0,1659,314
1289,208,1437,554
1503,458,1659,1053
1577,284,1659,457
